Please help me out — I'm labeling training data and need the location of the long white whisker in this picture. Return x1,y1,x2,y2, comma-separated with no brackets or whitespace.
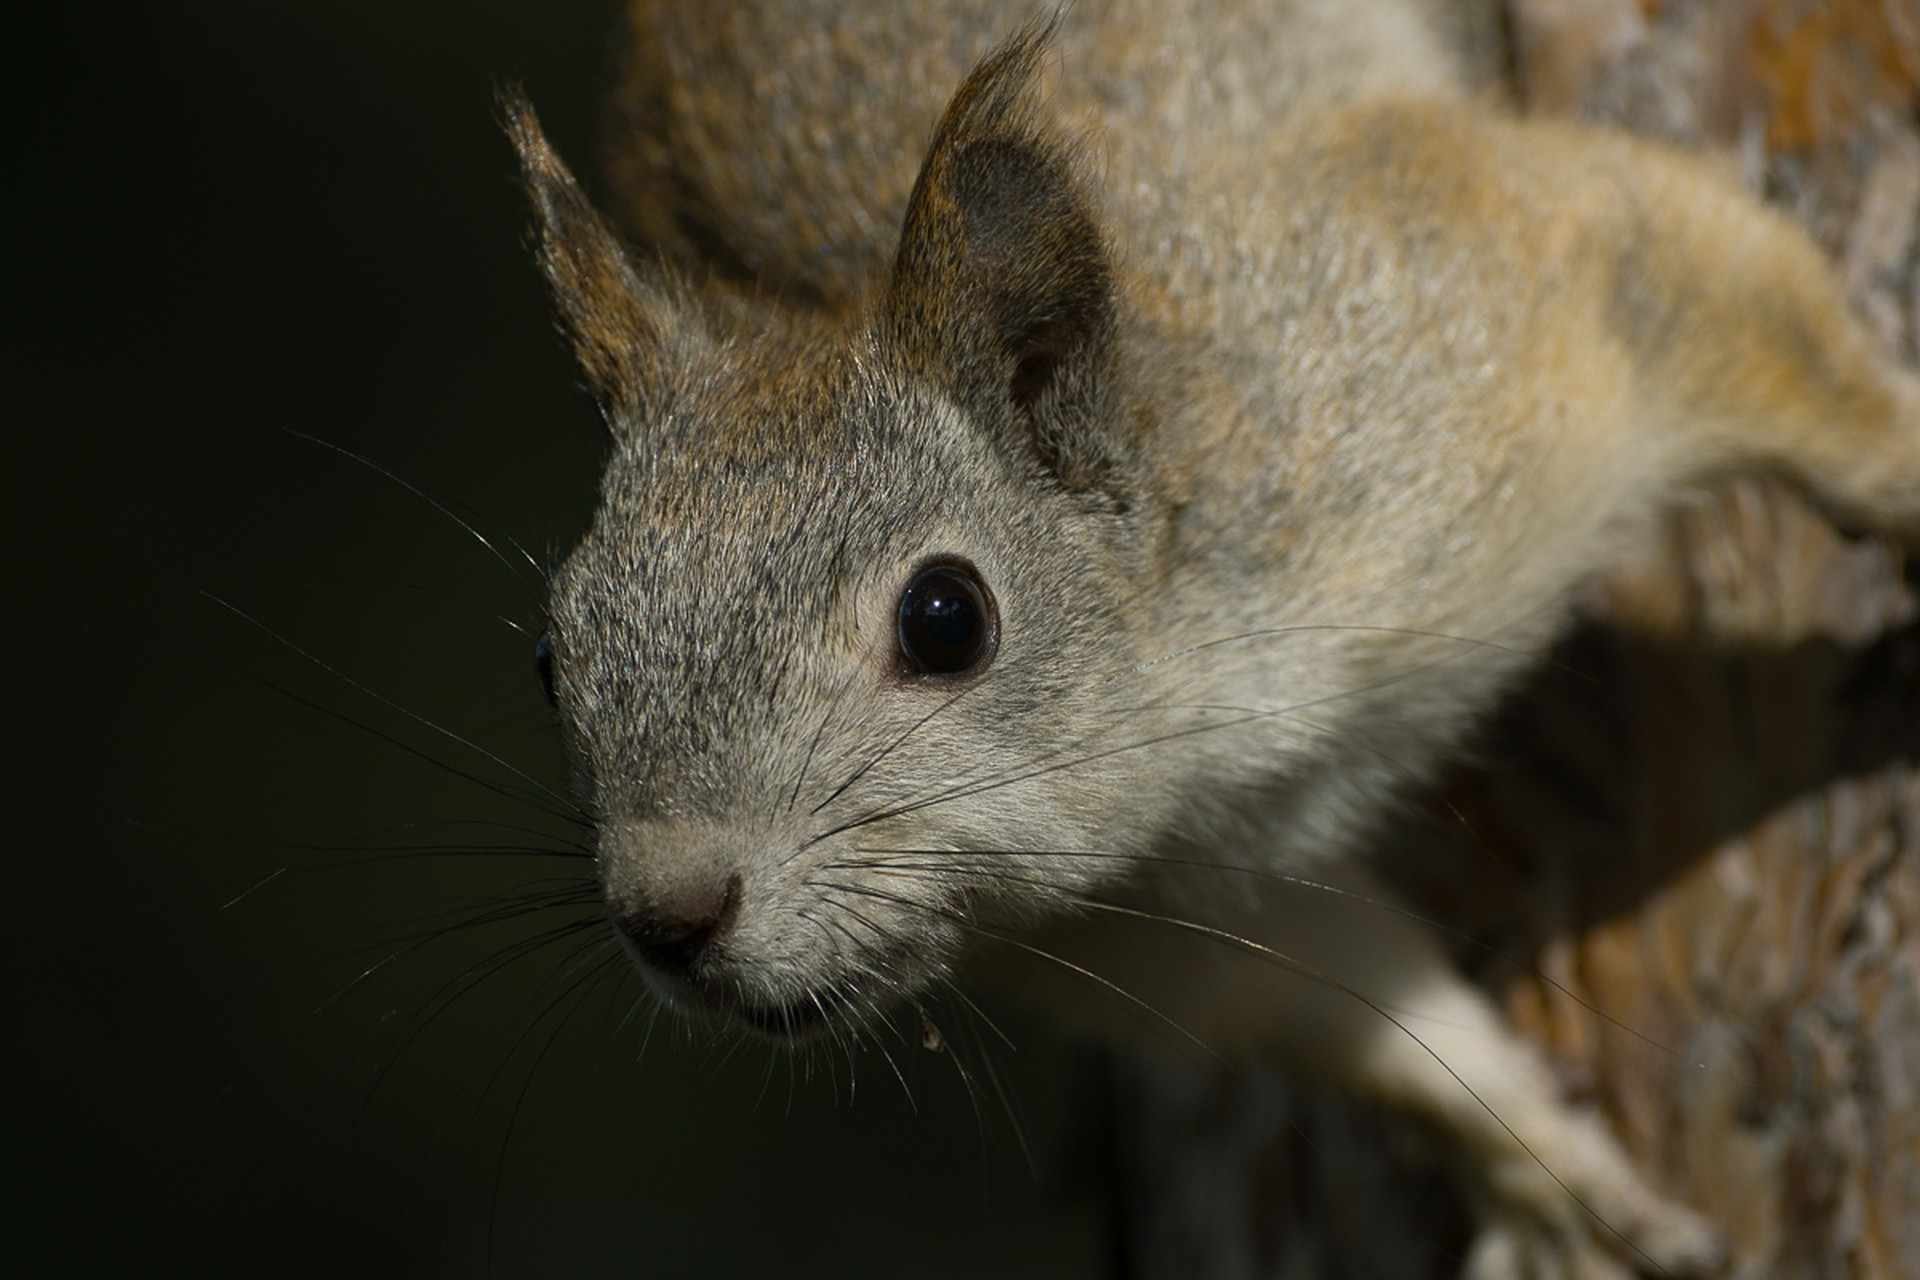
205,593,585,822
842,847,1693,1064
284,428,550,596
811,876,1221,1061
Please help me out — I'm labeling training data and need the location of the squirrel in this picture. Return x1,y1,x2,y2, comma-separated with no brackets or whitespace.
505,2,1920,1276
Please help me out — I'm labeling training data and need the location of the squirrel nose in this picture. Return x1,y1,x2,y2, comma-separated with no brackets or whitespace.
613,872,743,974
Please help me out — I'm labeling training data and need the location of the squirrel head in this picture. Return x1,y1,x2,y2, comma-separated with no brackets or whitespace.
505,29,1188,1035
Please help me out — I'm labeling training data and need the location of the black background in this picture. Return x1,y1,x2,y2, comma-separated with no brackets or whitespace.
17,4,1100,1275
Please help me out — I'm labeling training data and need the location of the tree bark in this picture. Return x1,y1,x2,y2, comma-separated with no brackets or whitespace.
1109,3,1920,1276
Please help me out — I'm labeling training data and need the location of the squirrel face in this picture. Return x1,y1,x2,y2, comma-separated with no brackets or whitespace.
516,36,1256,1030
543,352,1187,1030
541,364,1144,1028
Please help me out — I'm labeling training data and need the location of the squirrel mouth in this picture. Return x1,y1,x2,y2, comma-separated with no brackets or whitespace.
730,999,833,1039
621,933,903,1040
724,977,877,1040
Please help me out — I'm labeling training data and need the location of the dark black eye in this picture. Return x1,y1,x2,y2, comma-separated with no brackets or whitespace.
897,562,996,676
534,630,556,706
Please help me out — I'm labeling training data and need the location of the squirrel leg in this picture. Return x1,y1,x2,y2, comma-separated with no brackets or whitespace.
1224,860,1726,1279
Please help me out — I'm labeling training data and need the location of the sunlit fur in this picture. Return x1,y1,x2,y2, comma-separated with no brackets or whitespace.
507,3,1920,1276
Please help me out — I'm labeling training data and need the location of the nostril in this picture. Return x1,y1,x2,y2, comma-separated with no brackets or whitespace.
614,872,743,975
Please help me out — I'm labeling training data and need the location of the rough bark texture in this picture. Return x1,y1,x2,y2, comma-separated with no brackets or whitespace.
1110,3,1920,1277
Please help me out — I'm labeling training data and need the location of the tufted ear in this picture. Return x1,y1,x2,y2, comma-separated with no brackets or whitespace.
883,27,1123,493
504,87,700,425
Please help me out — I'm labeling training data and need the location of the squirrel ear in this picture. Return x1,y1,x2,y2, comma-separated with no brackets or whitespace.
884,28,1122,492
504,88,695,423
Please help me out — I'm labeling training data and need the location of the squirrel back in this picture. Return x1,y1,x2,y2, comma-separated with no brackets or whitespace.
602,0,1468,308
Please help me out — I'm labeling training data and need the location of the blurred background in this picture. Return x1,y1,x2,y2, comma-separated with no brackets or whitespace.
15,4,1101,1275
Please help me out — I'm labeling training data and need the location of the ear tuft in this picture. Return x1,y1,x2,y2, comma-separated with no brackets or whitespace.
884,26,1123,491
503,86,691,421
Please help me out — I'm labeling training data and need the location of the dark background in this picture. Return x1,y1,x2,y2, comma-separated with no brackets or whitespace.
16,4,1101,1275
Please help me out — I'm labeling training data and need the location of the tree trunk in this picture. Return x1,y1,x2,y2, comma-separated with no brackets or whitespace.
1108,3,1920,1276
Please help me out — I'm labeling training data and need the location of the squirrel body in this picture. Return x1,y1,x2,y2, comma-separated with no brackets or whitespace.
509,3,1920,1275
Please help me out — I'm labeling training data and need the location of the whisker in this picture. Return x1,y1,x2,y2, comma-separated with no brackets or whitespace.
749,1028,785,1115
284,428,550,597
806,898,1025,1165
384,579,540,639
204,599,587,827
858,1011,916,1111
337,910,610,1153
814,613,1578,845
820,631,1546,846
281,575,542,639
479,931,627,1113
808,679,986,818
940,1000,1037,1179
793,913,870,1103
823,706,1266,841
192,813,595,860
320,886,604,1012
835,856,1654,1260
627,992,667,1061
783,566,883,815
809,910,934,1117
786,672,855,816
1067,897,1666,1268
220,843,593,912
811,877,1221,1061
930,975,1019,1055
335,814,595,858
485,940,631,1271
847,846,1695,1065
845,615,1559,822
829,696,1197,831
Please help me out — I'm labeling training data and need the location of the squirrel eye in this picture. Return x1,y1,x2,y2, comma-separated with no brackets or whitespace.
897,562,996,676
534,630,557,706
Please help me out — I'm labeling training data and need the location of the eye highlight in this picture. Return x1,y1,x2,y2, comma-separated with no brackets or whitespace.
897,562,997,676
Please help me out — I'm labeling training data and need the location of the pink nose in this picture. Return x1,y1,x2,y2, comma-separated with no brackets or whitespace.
613,871,743,975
